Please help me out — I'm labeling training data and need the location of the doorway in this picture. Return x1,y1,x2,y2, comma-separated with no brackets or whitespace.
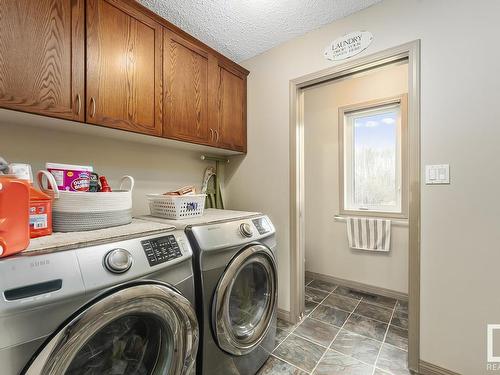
289,41,420,373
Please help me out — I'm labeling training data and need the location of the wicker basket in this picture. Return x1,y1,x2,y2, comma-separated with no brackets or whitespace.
147,194,206,219
38,171,134,232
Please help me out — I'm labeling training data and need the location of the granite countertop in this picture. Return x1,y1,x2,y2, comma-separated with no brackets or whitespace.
20,209,260,256
22,219,175,255
139,208,261,229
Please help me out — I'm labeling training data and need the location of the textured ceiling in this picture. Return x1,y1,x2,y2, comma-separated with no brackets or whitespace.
139,0,382,62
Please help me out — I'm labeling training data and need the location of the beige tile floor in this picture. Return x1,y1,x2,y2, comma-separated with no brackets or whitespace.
258,277,410,375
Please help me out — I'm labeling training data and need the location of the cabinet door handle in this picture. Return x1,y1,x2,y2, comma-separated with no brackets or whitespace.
90,97,96,118
209,128,214,141
215,130,220,142
75,94,81,116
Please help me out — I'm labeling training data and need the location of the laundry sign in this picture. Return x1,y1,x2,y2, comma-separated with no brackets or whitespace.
324,31,373,61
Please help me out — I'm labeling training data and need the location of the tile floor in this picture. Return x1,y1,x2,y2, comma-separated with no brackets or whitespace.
258,276,410,375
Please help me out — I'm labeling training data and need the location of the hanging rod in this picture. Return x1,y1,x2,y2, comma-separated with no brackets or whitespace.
333,215,408,227
200,155,229,163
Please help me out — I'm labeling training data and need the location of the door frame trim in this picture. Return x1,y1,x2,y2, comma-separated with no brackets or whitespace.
288,40,421,372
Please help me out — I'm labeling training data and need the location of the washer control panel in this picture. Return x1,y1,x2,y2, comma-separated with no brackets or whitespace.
141,235,182,267
252,217,272,235
104,248,133,274
239,223,254,237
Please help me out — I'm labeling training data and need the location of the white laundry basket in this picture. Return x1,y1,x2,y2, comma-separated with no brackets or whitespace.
147,194,206,219
38,171,134,232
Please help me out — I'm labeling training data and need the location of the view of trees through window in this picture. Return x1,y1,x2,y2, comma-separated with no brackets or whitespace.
350,108,399,210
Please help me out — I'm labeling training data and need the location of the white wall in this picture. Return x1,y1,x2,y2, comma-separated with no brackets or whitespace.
0,119,212,215
225,0,500,373
304,63,408,293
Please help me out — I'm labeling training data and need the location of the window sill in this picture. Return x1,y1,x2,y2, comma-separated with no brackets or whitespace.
334,215,409,227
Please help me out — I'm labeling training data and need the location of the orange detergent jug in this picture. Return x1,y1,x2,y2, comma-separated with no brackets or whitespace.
29,186,52,238
0,176,30,257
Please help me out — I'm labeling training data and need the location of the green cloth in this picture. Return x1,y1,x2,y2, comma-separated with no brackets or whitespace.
205,161,224,209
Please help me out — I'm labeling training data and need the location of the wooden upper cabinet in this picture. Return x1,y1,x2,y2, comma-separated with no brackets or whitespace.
0,0,84,121
216,65,247,152
163,31,210,144
0,0,248,151
86,0,162,136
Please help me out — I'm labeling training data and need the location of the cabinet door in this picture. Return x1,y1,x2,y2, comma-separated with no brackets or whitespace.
86,0,162,135
216,65,247,152
163,31,210,144
0,0,84,120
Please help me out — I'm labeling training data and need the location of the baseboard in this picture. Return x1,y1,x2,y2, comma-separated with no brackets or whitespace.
305,271,408,302
419,360,461,375
277,308,291,322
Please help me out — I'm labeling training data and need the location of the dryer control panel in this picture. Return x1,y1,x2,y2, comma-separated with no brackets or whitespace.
141,235,183,267
189,215,276,252
252,217,272,235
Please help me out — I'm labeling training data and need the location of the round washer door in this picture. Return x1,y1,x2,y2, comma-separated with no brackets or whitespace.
24,283,198,375
212,244,277,356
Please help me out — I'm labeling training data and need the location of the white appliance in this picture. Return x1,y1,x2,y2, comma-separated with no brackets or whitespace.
0,229,198,375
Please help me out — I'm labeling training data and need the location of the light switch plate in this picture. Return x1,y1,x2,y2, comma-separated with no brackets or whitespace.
425,164,450,184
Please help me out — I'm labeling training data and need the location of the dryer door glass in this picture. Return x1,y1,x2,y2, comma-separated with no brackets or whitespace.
213,244,277,355
24,283,198,375
229,261,269,339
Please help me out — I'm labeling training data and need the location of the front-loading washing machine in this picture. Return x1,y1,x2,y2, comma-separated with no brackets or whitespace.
0,229,198,375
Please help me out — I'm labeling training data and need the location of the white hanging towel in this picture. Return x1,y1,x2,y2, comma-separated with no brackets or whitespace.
346,217,391,252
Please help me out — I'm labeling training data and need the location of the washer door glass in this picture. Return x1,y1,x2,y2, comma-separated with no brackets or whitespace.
213,245,277,355
66,314,168,375
24,283,198,375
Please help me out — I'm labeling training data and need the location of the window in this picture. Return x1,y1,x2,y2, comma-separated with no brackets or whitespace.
339,95,407,217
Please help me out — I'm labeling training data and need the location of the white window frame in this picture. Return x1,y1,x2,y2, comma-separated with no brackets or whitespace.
339,95,408,219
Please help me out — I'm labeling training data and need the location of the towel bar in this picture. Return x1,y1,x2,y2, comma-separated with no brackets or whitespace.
334,215,409,227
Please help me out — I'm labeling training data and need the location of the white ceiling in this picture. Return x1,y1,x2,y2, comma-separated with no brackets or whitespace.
139,0,382,62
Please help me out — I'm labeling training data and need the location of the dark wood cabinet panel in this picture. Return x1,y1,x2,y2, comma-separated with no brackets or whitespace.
216,65,247,152
0,0,248,152
163,32,210,143
86,0,162,136
0,0,84,120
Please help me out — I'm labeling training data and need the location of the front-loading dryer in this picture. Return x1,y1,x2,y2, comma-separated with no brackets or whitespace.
186,215,277,375
0,229,198,375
